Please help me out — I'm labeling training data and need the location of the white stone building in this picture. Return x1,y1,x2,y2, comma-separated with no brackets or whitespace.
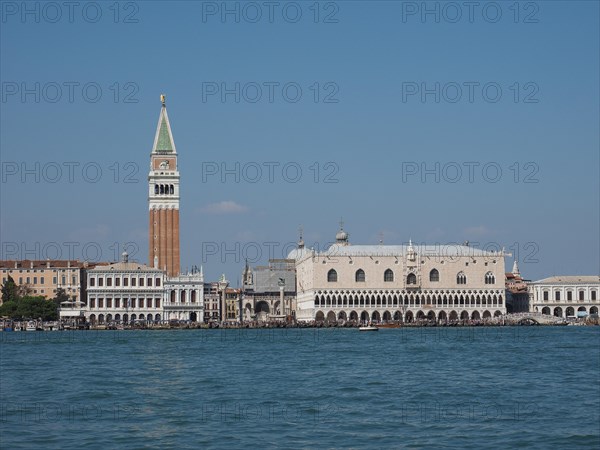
163,267,204,322
59,252,204,324
289,226,507,323
528,276,599,318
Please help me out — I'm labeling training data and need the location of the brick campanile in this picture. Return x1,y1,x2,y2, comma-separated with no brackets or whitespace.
148,95,180,277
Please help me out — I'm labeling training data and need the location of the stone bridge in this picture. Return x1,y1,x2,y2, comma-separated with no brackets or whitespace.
505,312,567,325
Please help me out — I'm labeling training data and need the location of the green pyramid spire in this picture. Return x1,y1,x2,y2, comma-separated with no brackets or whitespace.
155,116,173,152
152,95,176,153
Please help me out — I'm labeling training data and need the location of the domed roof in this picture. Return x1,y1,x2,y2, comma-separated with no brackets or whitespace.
336,229,348,241
335,220,349,244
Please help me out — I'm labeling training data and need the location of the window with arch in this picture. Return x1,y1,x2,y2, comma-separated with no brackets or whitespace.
429,269,439,282
484,272,495,284
355,269,365,282
154,184,159,194
384,269,394,282
170,185,174,194
327,269,338,283
457,272,467,285
407,273,417,285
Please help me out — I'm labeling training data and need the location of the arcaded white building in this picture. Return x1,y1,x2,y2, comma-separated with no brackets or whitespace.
289,226,507,323
528,276,599,318
59,251,204,324
163,268,204,322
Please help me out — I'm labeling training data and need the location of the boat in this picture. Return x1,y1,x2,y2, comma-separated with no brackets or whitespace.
377,323,401,329
359,324,379,331
25,321,37,332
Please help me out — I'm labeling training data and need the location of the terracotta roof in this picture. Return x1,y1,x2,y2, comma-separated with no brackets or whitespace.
0,260,110,269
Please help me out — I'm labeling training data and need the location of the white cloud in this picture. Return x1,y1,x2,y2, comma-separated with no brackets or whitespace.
463,226,491,237
200,201,248,215
68,224,110,241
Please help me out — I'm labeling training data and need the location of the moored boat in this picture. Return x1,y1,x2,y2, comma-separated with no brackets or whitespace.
359,325,379,331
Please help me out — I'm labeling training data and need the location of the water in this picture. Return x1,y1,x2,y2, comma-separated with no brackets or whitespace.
1,327,599,449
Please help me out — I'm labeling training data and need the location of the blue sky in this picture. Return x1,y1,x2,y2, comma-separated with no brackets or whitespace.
1,1,598,283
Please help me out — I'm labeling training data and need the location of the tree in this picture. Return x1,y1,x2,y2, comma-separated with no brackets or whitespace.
1,275,18,304
17,283,32,298
0,296,57,321
52,288,70,309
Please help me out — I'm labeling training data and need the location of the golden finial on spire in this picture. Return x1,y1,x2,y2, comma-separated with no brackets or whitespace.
160,94,166,106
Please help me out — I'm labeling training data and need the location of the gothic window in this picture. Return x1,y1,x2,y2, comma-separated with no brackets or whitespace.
407,273,417,285
456,272,467,285
430,269,439,282
384,269,394,282
484,272,495,284
327,269,337,283
355,269,365,282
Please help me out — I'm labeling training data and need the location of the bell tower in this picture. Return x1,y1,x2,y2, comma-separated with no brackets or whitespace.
148,94,180,277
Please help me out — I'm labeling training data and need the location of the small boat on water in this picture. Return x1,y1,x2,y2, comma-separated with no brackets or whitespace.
25,321,37,332
359,324,379,331
377,323,401,329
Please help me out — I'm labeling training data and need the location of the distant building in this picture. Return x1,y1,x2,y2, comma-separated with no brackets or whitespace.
242,259,296,321
61,251,166,324
505,261,530,313
0,259,107,305
289,225,507,323
58,97,205,324
59,252,204,324
528,276,599,318
203,281,221,322
163,266,204,322
225,287,241,322
202,276,235,322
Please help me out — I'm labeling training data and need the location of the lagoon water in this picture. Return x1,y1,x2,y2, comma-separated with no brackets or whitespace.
1,327,599,449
